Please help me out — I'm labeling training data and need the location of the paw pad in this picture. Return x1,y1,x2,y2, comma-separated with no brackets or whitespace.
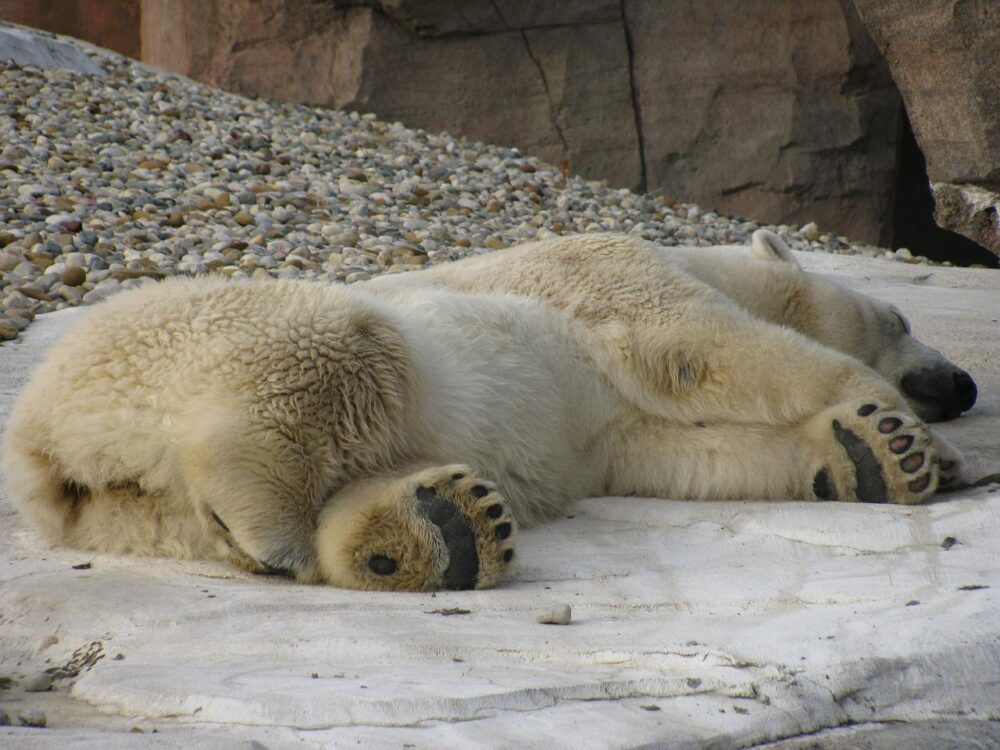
812,469,837,501
408,467,516,590
889,435,914,454
878,417,902,434
821,401,938,505
368,554,398,575
900,452,925,473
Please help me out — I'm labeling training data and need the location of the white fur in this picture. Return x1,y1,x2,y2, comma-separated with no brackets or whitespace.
2,233,966,587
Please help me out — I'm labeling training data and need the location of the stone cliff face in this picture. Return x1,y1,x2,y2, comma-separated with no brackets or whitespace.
624,0,900,245
138,0,900,246
854,0,1000,257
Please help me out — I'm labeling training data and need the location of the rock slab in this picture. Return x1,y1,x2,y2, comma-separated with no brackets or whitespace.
0,24,105,76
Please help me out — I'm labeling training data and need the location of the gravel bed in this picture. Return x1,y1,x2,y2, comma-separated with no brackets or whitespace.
0,45,935,343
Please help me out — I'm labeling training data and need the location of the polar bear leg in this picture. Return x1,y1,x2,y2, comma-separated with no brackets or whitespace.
314,465,517,591
651,314,962,503
610,399,949,504
179,416,328,580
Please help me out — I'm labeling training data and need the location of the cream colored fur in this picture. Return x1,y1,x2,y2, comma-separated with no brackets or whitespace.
2,232,965,590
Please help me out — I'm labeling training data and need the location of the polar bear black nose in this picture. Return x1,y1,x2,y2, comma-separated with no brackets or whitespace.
954,370,978,412
901,366,977,421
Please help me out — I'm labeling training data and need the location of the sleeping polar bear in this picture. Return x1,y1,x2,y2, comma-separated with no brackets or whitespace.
3,231,977,591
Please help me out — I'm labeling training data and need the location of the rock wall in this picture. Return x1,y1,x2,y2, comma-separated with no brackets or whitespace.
139,0,901,245
625,0,900,245
853,0,1000,257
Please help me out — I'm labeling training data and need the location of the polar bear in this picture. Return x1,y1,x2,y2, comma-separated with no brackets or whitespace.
2,231,972,592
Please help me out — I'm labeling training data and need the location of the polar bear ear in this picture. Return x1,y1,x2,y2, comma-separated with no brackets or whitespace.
751,230,801,270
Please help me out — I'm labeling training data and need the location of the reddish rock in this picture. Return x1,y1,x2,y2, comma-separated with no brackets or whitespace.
853,0,1000,257
625,0,901,244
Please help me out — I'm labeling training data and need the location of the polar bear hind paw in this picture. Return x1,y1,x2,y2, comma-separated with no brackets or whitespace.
811,401,937,504
316,465,516,591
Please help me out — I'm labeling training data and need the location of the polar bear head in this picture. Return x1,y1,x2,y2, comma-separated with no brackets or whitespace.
752,230,978,422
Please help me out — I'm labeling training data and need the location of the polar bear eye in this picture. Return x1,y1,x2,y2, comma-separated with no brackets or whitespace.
890,308,910,334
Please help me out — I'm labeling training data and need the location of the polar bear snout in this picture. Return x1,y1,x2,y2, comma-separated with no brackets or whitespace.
900,365,978,422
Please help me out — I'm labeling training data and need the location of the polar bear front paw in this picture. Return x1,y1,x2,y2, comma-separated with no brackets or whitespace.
810,401,937,504
316,465,516,591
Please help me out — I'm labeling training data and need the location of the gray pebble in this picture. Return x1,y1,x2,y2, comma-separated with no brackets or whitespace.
23,672,52,692
0,254,21,273
537,604,572,625
18,709,47,727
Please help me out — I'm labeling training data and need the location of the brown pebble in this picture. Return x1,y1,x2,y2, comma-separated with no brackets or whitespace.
12,286,51,301
0,321,18,341
61,266,87,287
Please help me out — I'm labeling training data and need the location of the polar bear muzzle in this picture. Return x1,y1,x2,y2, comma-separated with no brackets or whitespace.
900,364,978,422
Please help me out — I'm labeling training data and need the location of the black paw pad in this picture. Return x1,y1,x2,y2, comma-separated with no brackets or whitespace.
416,487,479,590
908,475,931,493
813,469,837,501
502,549,514,563
900,452,925,473
495,522,512,540
368,554,398,576
485,503,504,519
857,404,878,416
889,435,914,454
878,417,902,434
832,420,887,503
471,485,490,498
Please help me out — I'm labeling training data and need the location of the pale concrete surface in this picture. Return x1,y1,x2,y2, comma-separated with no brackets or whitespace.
1,253,998,749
